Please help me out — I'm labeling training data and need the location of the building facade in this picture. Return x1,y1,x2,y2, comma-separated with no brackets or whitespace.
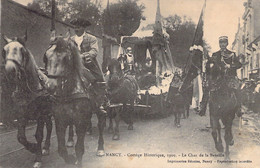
232,18,245,79
233,0,260,80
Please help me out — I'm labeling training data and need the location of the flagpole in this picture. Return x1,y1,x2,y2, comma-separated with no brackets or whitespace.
192,0,206,45
51,0,56,31
183,0,206,74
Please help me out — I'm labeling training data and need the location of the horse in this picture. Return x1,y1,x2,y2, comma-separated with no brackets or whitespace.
167,73,186,128
207,59,239,160
107,58,139,140
2,34,53,168
44,31,105,167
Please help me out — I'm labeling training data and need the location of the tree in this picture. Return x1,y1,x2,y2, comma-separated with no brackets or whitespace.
165,15,196,68
27,0,68,21
28,0,102,35
64,0,102,35
102,0,145,40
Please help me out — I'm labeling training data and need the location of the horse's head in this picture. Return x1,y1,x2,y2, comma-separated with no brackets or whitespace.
44,31,81,93
108,58,123,85
2,33,28,83
207,58,225,90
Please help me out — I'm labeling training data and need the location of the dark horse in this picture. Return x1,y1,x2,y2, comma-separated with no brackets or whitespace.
167,73,186,128
2,34,53,168
107,58,139,140
207,59,238,160
44,31,105,167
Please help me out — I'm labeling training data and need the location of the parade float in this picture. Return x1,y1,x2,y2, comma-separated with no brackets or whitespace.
116,0,181,118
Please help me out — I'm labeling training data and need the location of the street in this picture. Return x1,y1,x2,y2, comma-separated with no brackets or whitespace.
0,108,259,168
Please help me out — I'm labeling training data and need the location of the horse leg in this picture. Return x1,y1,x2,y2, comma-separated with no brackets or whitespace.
55,119,75,165
96,110,106,156
173,105,177,126
217,122,223,150
177,106,182,128
86,119,92,135
17,116,38,154
127,103,134,130
224,125,232,160
74,123,87,167
67,123,74,147
182,105,186,119
107,108,114,134
229,123,234,146
112,107,120,140
186,104,190,118
211,118,224,153
223,116,234,160
34,117,45,168
42,115,52,156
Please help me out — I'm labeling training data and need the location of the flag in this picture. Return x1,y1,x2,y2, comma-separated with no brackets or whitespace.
153,0,175,85
180,0,206,92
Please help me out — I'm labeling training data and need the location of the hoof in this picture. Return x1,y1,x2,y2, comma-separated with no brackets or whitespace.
86,130,92,135
96,150,105,157
27,143,38,154
128,125,133,130
229,139,234,146
216,143,224,153
33,162,42,168
42,149,50,156
224,155,230,161
108,127,113,134
112,134,120,140
66,155,76,165
66,141,74,147
75,160,82,168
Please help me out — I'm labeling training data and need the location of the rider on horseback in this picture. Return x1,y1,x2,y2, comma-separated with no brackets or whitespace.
207,36,242,117
70,18,109,114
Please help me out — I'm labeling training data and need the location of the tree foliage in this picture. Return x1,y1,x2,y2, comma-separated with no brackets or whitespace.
102,0,145,40
28,0,102,35
28,0,144,37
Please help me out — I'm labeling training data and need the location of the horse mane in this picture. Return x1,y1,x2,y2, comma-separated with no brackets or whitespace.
68,39,85,79
24,49,43,90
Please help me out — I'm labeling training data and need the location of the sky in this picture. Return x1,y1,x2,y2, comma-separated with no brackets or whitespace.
14,0,246,52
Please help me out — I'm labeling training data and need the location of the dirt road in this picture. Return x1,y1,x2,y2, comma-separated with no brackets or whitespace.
1,109,259,168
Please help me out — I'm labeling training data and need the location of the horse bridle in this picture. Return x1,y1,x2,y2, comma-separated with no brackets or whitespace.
3,40,39,94
44,38,73,80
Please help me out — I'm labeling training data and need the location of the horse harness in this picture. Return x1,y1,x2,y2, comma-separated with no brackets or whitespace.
44,38,90,103
3,40,49,105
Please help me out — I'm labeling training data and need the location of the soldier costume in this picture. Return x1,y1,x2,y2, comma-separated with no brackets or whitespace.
206,36,242,117
70,18,108,114
118,47,135,74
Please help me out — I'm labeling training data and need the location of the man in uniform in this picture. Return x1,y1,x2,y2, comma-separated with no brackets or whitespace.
70,18,108,115
205,36,242,117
